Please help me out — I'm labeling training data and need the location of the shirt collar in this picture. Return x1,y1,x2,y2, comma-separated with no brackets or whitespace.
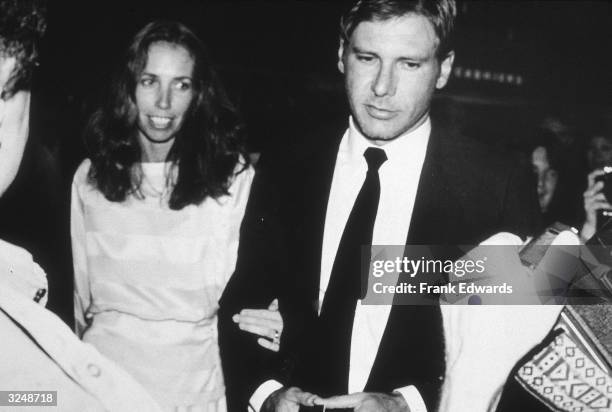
344,116,431,164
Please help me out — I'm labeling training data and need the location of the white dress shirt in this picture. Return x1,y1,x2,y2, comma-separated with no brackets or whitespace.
251,116,431,412
324,116,430,410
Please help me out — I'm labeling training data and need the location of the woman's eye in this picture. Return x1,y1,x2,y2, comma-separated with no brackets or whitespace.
175,81,192,91
140,77,155,87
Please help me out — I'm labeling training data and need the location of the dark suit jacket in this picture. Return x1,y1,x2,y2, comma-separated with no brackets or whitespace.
219,164,292,411
219,121,544,411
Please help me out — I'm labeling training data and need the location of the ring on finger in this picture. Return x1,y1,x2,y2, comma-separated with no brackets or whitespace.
273,329,280,345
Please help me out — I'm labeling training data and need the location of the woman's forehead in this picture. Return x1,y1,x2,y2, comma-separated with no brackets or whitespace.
138,42,194,80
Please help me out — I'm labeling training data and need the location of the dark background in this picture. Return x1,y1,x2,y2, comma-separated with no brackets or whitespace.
33,0,612,158
1,0,611,323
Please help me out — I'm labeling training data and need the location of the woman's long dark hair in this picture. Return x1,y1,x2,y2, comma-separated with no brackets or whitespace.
85,20,248,210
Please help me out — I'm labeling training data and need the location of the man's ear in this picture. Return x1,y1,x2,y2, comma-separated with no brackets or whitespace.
337,37,346,74
436,51,455,89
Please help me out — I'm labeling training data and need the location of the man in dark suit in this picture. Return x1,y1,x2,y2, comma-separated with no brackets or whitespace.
220,1,549,411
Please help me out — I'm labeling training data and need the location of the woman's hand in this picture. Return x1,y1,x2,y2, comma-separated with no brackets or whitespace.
233,299,283,352
581,169,612,240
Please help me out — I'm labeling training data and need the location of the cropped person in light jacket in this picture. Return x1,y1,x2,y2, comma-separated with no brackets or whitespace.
0,1,162,410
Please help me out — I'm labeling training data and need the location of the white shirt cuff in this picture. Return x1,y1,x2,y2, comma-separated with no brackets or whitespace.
394,385,427,412
249,379,283,412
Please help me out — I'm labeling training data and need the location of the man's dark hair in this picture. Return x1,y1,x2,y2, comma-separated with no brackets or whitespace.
85,20,248,210
340,0,456,59
0,0,47,99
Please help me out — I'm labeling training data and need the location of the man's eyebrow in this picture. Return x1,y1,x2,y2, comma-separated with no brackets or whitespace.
398,55,428,62
351,45,428,61
350,45,376,55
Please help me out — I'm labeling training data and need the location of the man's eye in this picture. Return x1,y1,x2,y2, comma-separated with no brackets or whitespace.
356,55,375,63
401,61,421,70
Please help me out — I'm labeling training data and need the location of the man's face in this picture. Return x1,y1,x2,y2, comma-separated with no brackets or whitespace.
339,14,453,144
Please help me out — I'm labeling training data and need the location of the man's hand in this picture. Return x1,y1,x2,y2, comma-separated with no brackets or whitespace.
261,386,319,412
316,392,409,412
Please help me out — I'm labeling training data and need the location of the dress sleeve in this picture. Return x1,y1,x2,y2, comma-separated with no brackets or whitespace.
70,161,92,337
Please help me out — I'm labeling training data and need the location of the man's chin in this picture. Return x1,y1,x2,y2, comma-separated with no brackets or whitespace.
354,119,404,144
360,128,402,144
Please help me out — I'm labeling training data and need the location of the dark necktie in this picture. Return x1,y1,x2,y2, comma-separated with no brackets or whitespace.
316,147,387,396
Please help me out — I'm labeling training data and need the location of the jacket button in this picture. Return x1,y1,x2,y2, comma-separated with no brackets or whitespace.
87,363,102,377
33,288,46,303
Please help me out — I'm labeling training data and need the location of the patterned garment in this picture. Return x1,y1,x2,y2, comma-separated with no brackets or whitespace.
517,309,612,412
71,159,254,412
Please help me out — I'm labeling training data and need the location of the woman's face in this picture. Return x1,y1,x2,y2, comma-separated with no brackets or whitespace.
587,135,612,171
134,41,195,162
532,146,558,212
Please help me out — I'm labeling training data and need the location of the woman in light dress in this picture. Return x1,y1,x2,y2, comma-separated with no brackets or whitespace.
71,21,281,411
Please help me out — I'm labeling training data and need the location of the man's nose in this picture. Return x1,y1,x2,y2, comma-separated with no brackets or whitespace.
372,63,397,97
156,86,171,110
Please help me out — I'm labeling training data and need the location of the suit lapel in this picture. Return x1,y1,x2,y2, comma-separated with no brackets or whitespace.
288,133,344,389
293,136,343,310
407,124,464,245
